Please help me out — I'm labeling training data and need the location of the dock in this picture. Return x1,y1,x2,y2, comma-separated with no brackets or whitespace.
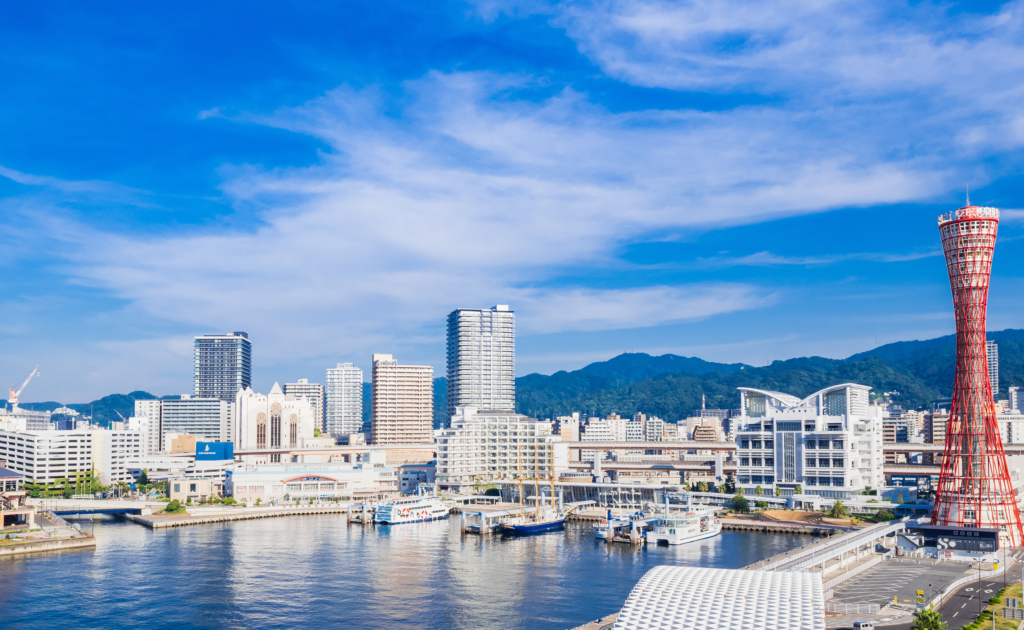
123,504,351,529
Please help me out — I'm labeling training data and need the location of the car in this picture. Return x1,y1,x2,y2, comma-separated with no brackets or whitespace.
852,622,874,630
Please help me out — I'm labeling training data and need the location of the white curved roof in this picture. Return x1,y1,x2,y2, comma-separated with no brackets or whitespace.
737,388,801,407
613,566,824,630
798,383,871,407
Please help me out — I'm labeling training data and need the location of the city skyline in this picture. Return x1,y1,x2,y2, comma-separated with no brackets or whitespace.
4,3,1024,402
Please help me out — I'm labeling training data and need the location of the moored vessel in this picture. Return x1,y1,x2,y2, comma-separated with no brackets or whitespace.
374,485,450,525
646,495,721,545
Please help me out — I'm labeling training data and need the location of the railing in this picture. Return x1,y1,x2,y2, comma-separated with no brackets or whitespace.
825,603,880,614
929,562,1010,609
823,553,884,591
759,518,918,572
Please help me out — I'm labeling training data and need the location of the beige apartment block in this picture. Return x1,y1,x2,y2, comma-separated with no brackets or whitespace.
370,354,433,445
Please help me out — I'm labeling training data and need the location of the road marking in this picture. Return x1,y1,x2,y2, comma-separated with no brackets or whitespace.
962,603,967,608
953,612,958,617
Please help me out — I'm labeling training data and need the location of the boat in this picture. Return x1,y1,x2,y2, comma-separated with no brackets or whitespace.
499,445,578,535
374,485,450,525
593,509,647,539
645,494,721,545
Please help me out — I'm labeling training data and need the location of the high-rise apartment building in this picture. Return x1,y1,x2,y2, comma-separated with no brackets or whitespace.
371,354,433,445
194,332,252,401
446,305,515,424
284,379,325,430
987,340,999,398
325,363,364,436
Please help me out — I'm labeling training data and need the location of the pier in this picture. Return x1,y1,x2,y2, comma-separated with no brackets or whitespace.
123,504,352,529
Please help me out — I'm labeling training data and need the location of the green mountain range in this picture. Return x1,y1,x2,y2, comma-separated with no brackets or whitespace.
512,329,1024,422
13,329,1024,428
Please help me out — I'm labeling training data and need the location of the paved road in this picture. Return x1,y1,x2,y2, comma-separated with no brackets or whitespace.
829,559,970,608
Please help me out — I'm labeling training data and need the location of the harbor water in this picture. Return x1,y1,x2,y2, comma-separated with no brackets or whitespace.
0,515,805,629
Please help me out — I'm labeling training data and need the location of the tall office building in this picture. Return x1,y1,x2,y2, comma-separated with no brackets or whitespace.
194,332,252,401
325,363,363,437
371,354,433,445
932,204,1023,546
987,340,999,398
284,379,325,430
446,305,515,425
135,397,234,452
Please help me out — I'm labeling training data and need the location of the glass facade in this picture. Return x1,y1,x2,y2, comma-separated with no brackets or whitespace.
193,332,251,401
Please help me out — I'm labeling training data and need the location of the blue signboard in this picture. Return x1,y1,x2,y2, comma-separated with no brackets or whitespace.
196,442,234,461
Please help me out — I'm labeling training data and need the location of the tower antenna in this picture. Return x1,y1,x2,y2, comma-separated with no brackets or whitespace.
966,183,970,207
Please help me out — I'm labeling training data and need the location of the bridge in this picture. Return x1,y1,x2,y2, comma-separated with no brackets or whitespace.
29,499,166,517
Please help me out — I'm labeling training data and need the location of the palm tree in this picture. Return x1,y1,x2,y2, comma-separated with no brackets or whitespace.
736,486,744,496
755,485,764,496
774,486,782,497
697,481,708,492
909,605,946,630
794,485,803,495
828,500,850,519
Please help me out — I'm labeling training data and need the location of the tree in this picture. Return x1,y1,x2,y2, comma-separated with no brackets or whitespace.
754,485,763,496
774,486,782,497
163,500,185,514
137,468,149,486
876,509,895,521
896,492,905,504
909,605,946,630
313,428,321,437
697,482,708,492
735,486,744,496
731,495,750,513
828,500,850,519
794,485,803,495
755,500,769,510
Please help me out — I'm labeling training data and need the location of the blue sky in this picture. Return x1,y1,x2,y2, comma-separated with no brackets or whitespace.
4,1,1024,402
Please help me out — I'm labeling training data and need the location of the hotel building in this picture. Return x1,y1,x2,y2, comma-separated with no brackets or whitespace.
435,406,568,494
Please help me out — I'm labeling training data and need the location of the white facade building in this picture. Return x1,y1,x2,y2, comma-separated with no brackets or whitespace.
92,429,143,484
735,384,884,499
445,305,515,424
235,384,316,464
988,340,999,398
134,397,233,451
284,379,325,431
0,430,95,486
370,354,433,445
435,407,568,493
644,417,666,441
226,452,397,502
325,363,363,437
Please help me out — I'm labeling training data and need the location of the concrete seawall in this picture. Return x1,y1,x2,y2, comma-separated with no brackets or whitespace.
0,536,97,557
720,521,846,536
124,506,351,530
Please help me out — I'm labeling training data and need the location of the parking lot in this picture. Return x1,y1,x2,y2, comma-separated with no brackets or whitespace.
829,558,975,607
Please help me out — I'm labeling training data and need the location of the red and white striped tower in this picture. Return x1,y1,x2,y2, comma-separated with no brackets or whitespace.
931,203,1023,546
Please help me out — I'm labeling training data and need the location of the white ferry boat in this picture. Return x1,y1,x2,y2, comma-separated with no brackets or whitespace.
374,486,450,525
646,496,721,545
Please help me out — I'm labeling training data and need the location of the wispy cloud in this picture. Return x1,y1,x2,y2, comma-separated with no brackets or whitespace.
690,249,941,269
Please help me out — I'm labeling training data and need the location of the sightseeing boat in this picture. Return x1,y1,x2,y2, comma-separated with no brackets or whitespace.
645,496,721,545
374,485,450,525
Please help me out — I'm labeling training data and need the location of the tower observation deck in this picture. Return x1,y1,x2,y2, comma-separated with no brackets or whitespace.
931,204,1023,546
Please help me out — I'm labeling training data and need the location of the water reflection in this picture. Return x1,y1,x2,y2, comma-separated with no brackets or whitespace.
0,516,805,630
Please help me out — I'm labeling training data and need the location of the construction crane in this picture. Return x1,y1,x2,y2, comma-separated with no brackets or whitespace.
8,365,40,411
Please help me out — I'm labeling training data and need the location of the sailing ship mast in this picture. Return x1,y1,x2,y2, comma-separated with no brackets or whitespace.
517,444,524,517
534,448,540,520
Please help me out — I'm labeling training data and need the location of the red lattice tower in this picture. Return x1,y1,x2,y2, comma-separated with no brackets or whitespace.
931,204,1023,546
